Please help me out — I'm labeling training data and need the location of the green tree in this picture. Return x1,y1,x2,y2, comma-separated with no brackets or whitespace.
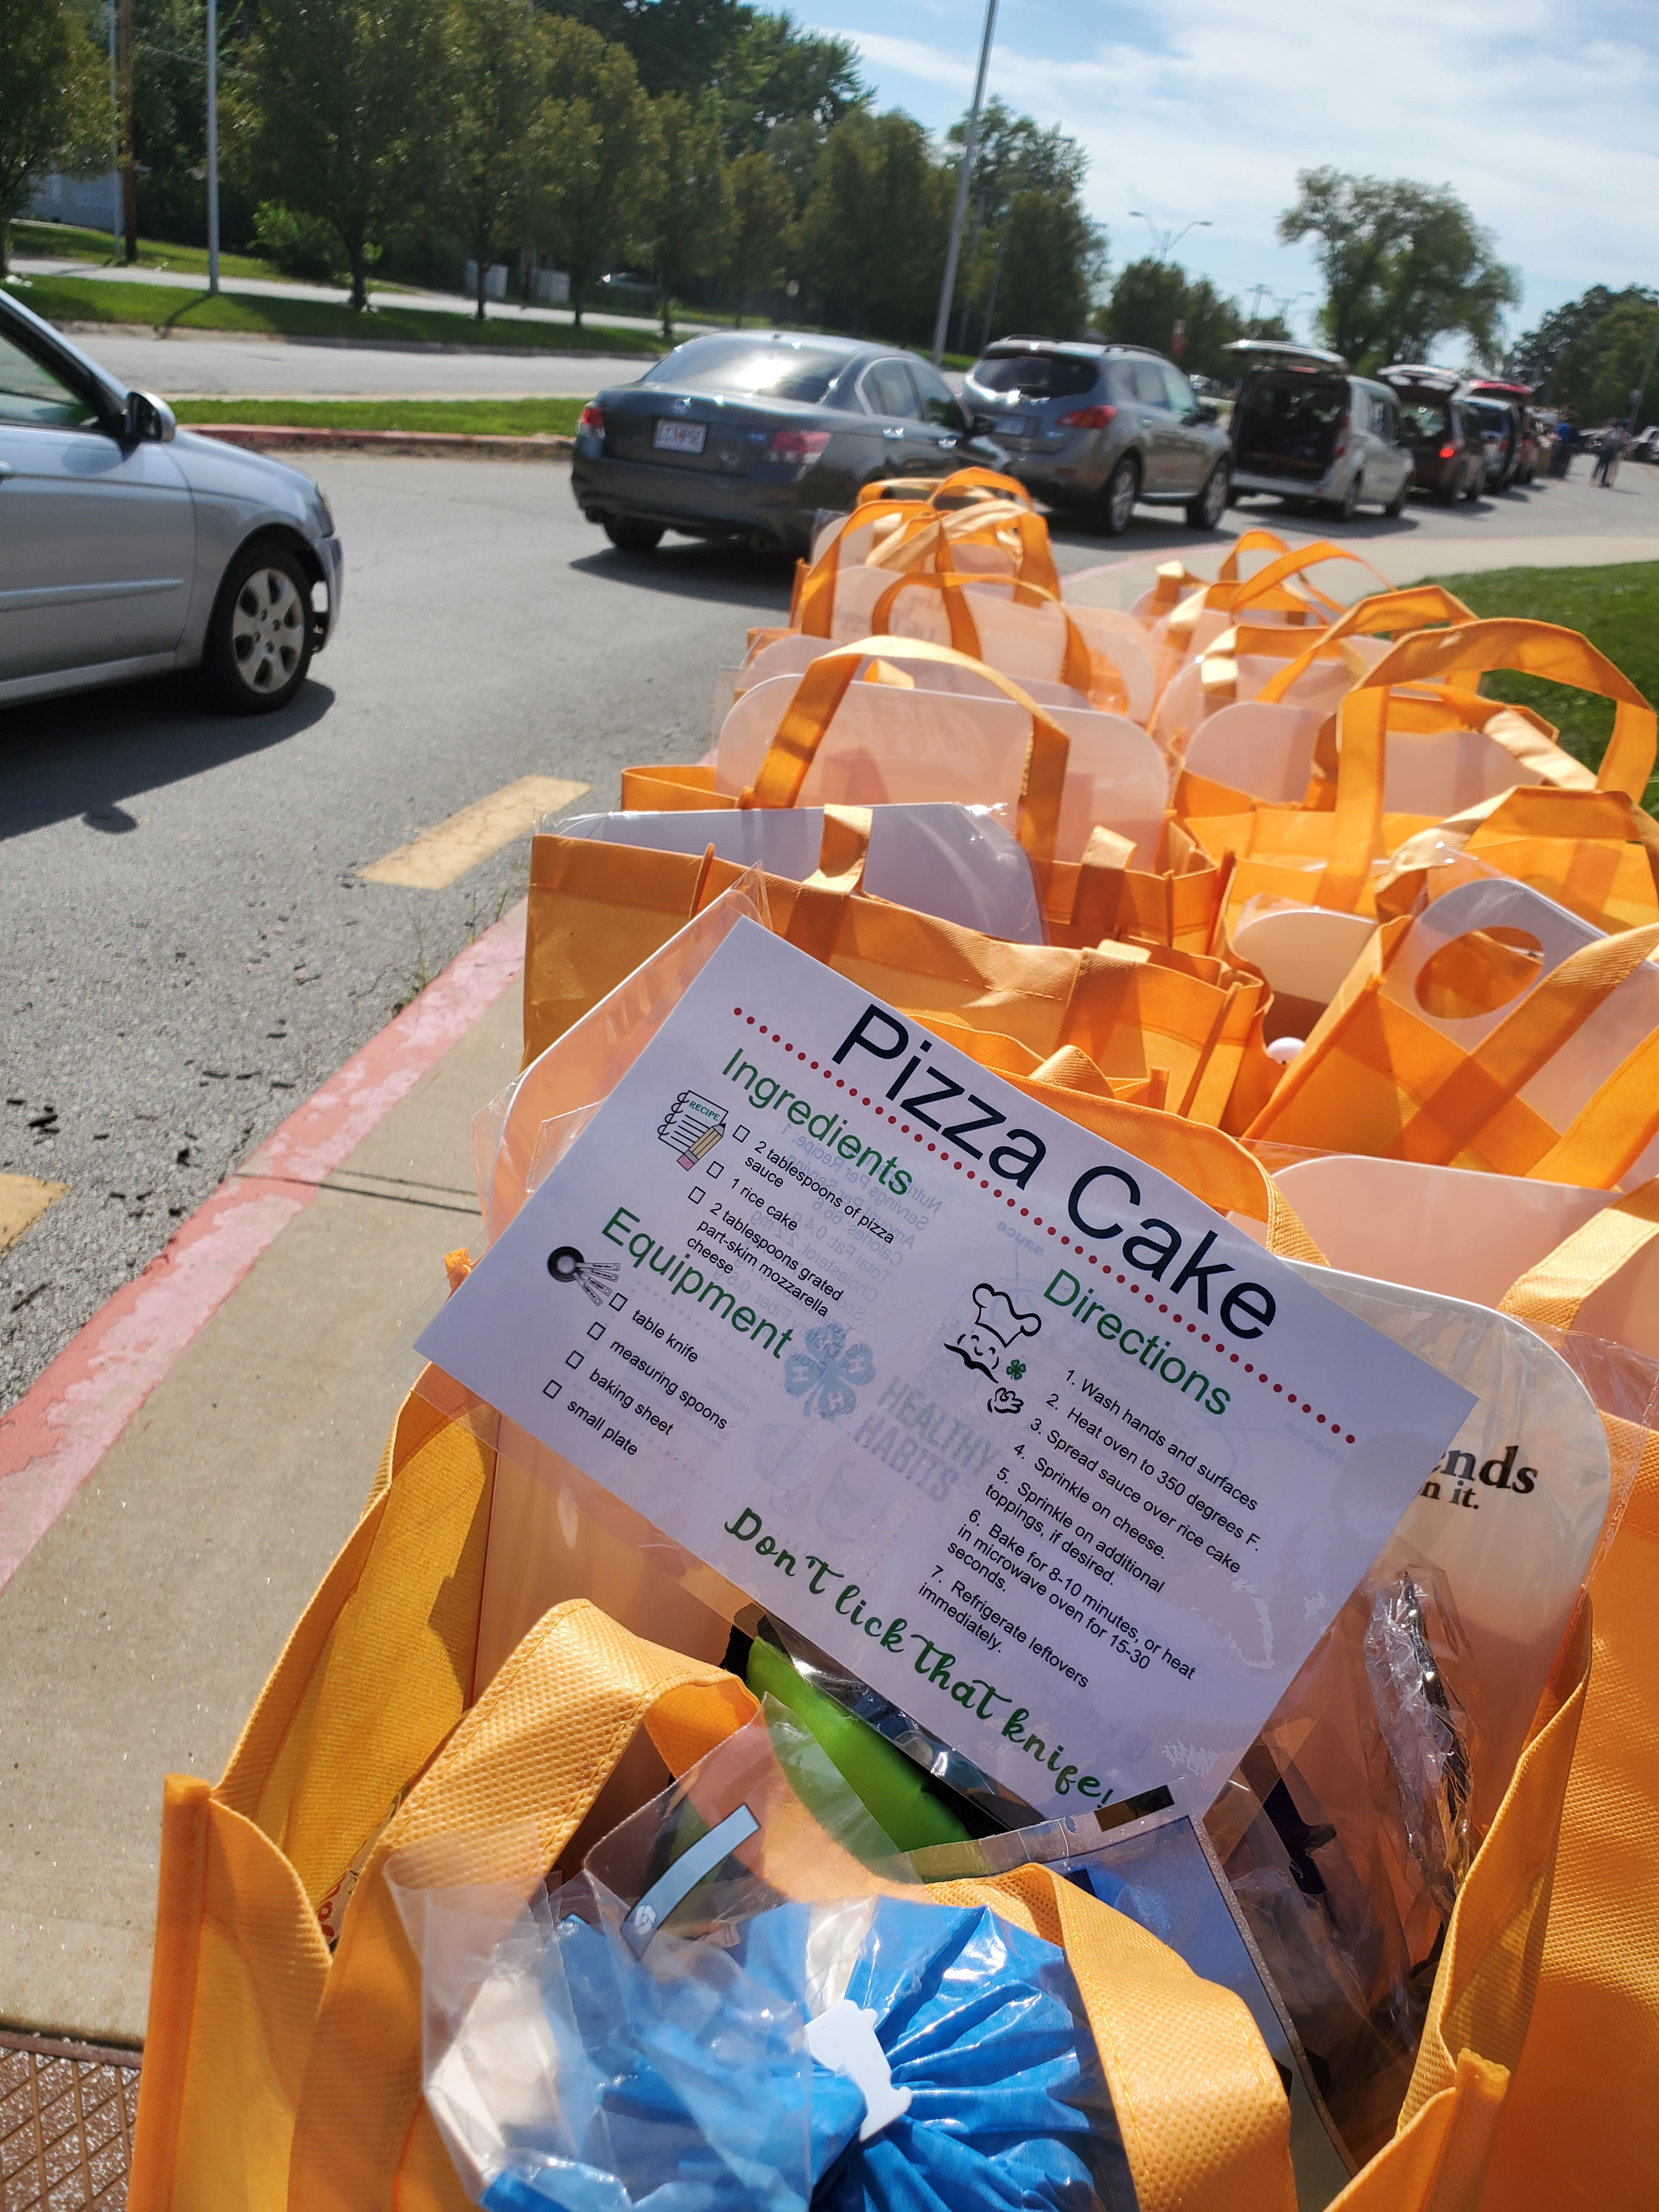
994,187,1097,340
233,0,446,309
798,108,950,343
723,149,792,324
645,92,730,341
1278,166,1518,371
538,16,657,326
720,9,865,201
0,0,114,276
944,100,1100,350
1549,294,1659,425
440,0,547,319
547,0,744,98
1104,259,1249,378
1510,284,1659,411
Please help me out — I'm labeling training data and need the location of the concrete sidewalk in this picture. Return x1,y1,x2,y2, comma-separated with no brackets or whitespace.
0,940,522,2042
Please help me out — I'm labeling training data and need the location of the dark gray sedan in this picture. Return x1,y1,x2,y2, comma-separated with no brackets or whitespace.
570,330,1005,556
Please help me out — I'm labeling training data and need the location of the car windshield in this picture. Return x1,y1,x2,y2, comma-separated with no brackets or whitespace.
642,337,847,403
1466,400,1511,433
973,352,1099,399
1397,398,1451,442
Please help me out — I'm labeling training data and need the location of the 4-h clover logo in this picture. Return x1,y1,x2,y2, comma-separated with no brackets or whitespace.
784,1323,875,1421
1006,1358,1026,1381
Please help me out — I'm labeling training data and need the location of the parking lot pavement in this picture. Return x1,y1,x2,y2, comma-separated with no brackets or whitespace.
60,327,654,399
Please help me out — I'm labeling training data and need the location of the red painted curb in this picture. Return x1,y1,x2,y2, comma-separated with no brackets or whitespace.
189,425,574,461
0,901,526,1593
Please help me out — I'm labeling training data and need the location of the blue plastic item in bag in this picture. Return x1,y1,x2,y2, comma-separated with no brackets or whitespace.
447,1885,1125,2212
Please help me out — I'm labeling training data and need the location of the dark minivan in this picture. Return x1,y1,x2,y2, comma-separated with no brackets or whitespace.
1380,365,1486,503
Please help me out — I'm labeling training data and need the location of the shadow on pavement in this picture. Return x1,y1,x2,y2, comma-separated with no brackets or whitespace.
0,674,336,843
569,538,795,608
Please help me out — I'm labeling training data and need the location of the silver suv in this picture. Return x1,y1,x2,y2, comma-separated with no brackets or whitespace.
962,339,1233,535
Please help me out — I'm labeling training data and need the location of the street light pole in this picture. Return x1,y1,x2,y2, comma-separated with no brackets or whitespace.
1129,211,1210,263
205,0,219,296
930,0,998,367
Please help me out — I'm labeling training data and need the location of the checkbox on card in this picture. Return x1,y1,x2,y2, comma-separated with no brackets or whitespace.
587,1321,604,1340
565,1350,584,1371
689,1185,706,1204
733,1125,750,1143
705,1159,724,1178
542,1383,561,1405
610,1291,627,1310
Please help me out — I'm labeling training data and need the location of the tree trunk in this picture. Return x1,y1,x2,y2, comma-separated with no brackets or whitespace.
661,275,673,345
347,232,369,313
476,238,488,321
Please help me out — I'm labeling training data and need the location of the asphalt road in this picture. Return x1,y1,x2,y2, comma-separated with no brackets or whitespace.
62,327,658,399
2,457,1656,1407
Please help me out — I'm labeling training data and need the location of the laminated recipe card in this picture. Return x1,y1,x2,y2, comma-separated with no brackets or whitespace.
421,921,1474,1821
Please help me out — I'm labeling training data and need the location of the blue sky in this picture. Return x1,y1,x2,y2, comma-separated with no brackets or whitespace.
808,1,1659,356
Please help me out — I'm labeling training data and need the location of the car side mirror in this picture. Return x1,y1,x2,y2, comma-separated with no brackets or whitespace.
125,390,177,443
1196,401,1219,424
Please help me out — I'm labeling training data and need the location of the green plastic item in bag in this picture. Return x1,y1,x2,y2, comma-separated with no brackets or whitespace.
745,1633,970,1851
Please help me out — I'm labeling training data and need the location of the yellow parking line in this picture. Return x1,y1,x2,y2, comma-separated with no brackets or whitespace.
0,1176,69,1255
361,775,591,890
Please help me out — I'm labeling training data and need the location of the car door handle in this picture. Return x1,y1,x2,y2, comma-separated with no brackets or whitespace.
882,426,905,439
0,462,13,482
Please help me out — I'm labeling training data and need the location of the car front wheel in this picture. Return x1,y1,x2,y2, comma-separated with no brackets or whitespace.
1186,461,1230,530
205,539,315,714
1099,455,1140,536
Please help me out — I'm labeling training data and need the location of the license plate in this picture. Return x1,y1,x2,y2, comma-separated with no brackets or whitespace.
994,414,1034,438
652,417,706,453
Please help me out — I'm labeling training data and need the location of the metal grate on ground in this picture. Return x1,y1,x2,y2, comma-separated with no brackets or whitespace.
0,2032,140,2212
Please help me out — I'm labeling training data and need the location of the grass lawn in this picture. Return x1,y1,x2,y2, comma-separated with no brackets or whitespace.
8,217,280,284
1418,562,1659,814
172,396,585,437
3,270,666,357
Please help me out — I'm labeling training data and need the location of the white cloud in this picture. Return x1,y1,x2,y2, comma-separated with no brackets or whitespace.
812,1,1659,339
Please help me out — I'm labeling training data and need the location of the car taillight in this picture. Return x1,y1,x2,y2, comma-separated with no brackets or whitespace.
579,403,603,433
1438,442,1457,459
1332,411,1350,459
768,430,832,461
1055,405,1116,430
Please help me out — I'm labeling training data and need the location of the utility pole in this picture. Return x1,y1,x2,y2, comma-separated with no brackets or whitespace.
205,0,220,294
930,0,998,367
1248,281,1270,324
118,0,137,262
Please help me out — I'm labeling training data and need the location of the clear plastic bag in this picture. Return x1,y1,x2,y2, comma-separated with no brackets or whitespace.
393,1702,1131,2212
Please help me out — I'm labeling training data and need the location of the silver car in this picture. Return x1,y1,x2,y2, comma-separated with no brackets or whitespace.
1223,340,1414,521
0,290,342,713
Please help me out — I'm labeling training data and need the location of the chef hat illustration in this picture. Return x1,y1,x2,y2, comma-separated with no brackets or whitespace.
970,1284,1042,1348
